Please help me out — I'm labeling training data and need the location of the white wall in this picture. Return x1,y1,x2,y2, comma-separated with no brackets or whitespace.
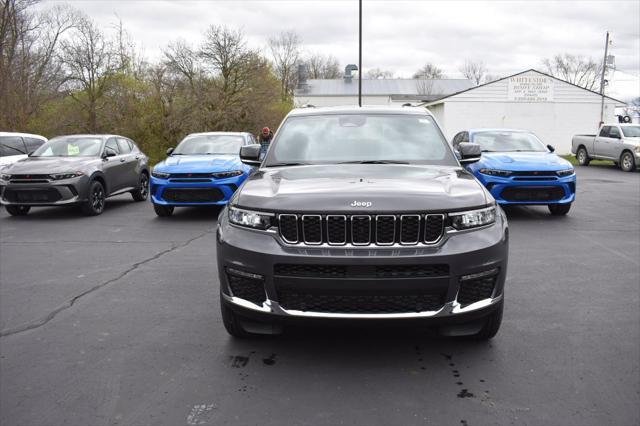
428,70,621,154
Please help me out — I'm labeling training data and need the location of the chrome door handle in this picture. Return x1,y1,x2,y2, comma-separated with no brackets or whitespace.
120,158,126,162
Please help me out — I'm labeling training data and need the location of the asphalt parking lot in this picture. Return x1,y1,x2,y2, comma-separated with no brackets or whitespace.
1,164,638,426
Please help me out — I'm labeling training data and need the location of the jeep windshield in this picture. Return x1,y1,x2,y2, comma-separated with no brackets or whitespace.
174,135,244,155
264,113,458,167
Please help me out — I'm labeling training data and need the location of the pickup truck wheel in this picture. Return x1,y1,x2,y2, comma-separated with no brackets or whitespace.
548,203,571,215
576,147,590,166
620,151,635,172
470,300,503,340
220,297,252,338
153,203,174,217
5,205,31,216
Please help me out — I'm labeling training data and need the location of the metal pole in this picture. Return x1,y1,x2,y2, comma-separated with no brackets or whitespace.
358,0,362,107
599,31,610,125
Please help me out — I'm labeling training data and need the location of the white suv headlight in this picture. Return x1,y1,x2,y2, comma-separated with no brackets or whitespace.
450,206,496,230
228,206,273,230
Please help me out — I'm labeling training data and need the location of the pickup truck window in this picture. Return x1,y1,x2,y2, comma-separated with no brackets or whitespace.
608,127,621,139
621,126,640,137
599,126,610,137
265,114,457,166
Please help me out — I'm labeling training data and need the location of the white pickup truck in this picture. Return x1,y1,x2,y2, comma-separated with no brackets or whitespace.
571,124,640,172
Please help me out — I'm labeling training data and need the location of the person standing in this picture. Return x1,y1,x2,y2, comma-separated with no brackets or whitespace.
258,127,273,159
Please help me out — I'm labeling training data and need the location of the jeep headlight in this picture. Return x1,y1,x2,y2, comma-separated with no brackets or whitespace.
228,206,273,230
479,169,512,177
556,168,574,177
151,170,170,179
450,206,496,230
212,170,243,179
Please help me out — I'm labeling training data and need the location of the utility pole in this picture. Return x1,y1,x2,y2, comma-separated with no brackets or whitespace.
358,0,362,107
599,31,610,125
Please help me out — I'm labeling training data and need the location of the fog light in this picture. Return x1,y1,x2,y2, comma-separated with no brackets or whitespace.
226,267,263,280
460,268,499,281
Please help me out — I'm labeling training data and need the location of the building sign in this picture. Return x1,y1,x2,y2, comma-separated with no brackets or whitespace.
507,75,554,102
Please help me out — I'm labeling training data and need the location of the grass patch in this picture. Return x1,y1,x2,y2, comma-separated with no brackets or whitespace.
560,155,614,167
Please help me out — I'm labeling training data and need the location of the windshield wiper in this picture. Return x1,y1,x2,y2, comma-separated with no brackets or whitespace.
266,162,310,167
338,160,409,164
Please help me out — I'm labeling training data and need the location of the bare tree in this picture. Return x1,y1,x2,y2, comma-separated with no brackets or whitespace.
200,25,251,94
542,54,603,91
164,39,200,89
306,52,340,79
483,73,502,84
413,63,445,79
459,60,486,85
366,67,394,79
60,15,118,132
268,31,301,100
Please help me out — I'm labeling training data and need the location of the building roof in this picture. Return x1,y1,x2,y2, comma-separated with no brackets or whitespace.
423,69,627,106
295,78,474,98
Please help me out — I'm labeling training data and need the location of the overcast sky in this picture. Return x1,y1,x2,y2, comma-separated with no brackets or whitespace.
40,0,639,99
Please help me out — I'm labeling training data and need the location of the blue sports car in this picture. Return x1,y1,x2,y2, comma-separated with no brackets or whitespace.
452,129,576,215
150,132,256,216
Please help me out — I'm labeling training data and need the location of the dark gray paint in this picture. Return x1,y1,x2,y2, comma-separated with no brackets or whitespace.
0,165,638,426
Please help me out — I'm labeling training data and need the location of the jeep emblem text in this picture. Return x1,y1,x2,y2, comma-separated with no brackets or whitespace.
351,201,372,207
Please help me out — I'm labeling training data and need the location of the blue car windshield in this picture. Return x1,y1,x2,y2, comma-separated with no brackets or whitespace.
174,135,244,155
472,131,548,152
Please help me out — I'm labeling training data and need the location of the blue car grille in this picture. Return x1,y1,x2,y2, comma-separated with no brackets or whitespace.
169,173,213,178
162,188,224,203
501,186,565,202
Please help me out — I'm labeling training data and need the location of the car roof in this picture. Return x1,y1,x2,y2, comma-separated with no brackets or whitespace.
287,105,434,117
49,134,127,140
0,132,47,140
467,128,533,134
610,123,639,127
185,132,252,137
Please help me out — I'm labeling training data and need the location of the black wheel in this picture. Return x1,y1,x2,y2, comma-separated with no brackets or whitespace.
576,147,590,166
620,151,636,172
548,203,572,215
5,205,31,216
81,180,106,216
470,300,503,340
153,203,174,217
131,172,149,201
220,297,251,338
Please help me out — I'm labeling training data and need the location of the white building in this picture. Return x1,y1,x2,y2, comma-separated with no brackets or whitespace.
294,76,473,108
424,69,626,154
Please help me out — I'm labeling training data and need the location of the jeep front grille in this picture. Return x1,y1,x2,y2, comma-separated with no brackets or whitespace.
277,213,445,246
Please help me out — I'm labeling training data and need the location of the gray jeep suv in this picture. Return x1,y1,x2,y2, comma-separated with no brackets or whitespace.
0,134,149,216
216,106,508,339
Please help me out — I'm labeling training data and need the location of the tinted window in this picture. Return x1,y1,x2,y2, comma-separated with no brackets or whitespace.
117,138,132,153
32,137,103,157
0,136,26,157
472,131,548,152
105,138,120,155
608,127,621,138
599,126,610,137
265,114,457,166
24,137,45,152
174,134,245,155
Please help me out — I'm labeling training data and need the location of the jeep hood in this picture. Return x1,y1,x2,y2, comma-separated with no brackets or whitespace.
234,164,488,213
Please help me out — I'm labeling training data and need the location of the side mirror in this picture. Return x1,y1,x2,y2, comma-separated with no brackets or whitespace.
240,144,262,166
458,143,482,164
102,149,117,159
547,144,555,152
166,147,174,155
612,133,621,140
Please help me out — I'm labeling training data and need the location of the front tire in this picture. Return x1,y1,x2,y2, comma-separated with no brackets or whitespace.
620,151,636,172
5,205,31,216
220,298,251,338
153,203,174,217
81,180,106,216
576,147,590,166
549,203,571,215
470,300,503,340
131,172,149,201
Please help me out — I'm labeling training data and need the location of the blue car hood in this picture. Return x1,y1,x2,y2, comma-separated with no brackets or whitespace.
477,152,572,171
154,155,246,173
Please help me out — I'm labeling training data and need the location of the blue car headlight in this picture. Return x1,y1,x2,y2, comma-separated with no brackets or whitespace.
556,168,574,177
152,170,170,179
212,170,243,179
450,206,496,230
228,206,273,230
479,169,512,177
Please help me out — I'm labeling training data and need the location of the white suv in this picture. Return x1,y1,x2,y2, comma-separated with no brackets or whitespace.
0,132,47,169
